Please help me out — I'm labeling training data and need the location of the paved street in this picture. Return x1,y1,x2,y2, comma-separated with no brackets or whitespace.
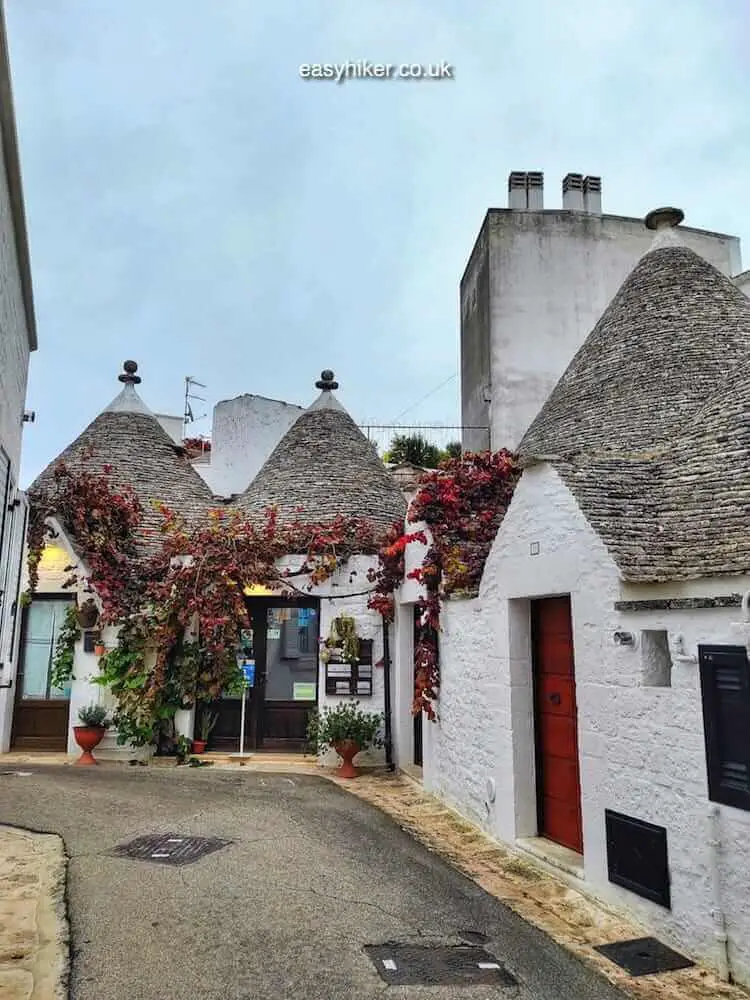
0,766,628,1000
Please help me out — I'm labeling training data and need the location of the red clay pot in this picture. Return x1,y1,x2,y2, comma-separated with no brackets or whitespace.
73,725,106,766
192,740,207,755
94,644,106,656
333,739,361,779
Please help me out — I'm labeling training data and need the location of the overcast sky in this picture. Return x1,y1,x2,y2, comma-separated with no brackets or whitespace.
7,0,749,485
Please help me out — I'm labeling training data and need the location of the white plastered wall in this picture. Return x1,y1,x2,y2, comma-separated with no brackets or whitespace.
420,462,750,985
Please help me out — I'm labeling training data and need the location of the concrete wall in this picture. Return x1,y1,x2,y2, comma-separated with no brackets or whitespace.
0,118,34,737
735,270,750,298
459,210,743,452
420,464,750,985
154,413,184,445
207,394,304,497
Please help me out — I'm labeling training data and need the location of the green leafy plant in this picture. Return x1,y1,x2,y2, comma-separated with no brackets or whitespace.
320,614,361,665
198,708,219,742
50,604,80,691
77,703,110,728
174,734,192,764
306,701,382,755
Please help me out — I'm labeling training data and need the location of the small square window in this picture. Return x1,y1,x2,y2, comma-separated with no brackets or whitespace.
641,630,671,687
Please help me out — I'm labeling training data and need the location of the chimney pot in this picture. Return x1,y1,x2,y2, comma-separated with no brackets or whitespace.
526,171,544,210
508,171,527,210
583,175,602,214
645,206,684,230
562,173,584,211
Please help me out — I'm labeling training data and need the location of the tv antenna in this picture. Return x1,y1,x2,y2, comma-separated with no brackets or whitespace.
183,376,208,436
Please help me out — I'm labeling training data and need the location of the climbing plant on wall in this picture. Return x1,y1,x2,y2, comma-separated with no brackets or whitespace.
27,461,383,746
368,449,521,721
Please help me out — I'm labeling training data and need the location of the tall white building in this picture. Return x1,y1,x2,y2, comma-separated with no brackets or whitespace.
460,171,745,452
0,4,39,750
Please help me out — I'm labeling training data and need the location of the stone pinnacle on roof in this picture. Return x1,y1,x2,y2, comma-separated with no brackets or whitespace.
30,360,215,554
104,360,153,417
644,206,685,251
234,368,407,533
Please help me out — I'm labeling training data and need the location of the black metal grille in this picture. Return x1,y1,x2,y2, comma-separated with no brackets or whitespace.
605,810,671,907
595,937,694,976
364,944,516,987
111,833,231,866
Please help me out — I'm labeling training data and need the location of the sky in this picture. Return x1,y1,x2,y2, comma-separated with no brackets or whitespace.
6,0,749,486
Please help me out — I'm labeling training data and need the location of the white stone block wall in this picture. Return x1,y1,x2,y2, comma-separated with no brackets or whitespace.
0,120,34,748
208,394,304,497
418,463,750,985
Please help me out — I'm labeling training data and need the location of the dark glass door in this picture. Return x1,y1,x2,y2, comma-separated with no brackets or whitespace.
260,603,319,750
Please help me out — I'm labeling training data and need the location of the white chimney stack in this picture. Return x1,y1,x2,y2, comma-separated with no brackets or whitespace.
508,171,527,210
583,175,602,214
526,171,544,210
562,173,584,211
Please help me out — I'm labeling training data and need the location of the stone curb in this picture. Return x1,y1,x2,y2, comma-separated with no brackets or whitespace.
0,824,69,1000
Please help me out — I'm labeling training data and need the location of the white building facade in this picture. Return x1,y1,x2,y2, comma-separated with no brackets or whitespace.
407,209,750,985
0,9,38,754
460,170,746,452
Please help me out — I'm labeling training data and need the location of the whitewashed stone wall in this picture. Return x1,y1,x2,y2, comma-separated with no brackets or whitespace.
0,120,34,749
420,463,750,985
205,394,304,497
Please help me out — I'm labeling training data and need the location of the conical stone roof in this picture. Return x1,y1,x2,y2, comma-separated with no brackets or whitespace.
519,209,750,582
234,370,407,534
520,215,750,462
29,361,215,554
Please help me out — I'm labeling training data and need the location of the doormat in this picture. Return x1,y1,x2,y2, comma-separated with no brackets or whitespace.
364,943,516,987
111,833,231,867
594,937,695,976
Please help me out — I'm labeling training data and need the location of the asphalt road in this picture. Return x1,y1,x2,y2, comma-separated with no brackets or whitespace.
0,765,628,1000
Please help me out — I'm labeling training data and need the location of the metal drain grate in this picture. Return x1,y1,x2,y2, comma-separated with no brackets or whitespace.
364,944,516,987
594,937,694,976
111,833,231,867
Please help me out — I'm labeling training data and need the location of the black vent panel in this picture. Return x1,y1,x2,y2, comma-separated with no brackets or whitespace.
605,810,670,908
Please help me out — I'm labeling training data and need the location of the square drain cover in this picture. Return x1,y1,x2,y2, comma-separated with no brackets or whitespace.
365,944,516,987
595,937,694,976
111,833,231,866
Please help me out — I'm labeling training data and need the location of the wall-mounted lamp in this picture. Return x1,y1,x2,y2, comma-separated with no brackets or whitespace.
613,631,636,647
22,410,35,423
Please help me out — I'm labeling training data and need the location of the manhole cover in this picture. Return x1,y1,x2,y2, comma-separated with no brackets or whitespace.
111,833,231,866
364,944,516,987
594,937,694,976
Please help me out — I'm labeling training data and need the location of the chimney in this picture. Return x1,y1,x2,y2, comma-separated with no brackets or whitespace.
644,207,685,250
562,173,584,211
583,175,602,214
526,171,544,210
508,171,527,210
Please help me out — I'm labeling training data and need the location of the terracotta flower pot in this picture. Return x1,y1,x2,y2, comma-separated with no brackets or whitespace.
333,739,361,779
192,740,206,755
73,725,106,766
76,601,99,629
94,644,106,656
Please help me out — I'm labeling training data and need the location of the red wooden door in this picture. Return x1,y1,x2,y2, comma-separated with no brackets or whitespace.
532,596,583,854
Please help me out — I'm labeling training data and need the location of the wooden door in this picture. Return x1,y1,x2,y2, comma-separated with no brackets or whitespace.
532,596,583,854
11,596,73,751
259,602,319,750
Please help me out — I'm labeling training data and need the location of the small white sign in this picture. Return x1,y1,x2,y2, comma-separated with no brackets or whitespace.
382,959,397,971
477,962,500,969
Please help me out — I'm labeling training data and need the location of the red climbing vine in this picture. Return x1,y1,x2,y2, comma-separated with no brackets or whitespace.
369,449,521,720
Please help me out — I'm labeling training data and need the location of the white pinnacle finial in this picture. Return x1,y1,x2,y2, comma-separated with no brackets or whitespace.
645,207,685,250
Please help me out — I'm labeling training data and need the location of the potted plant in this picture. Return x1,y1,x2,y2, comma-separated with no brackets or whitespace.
76,598,99,629
193,708,218,754
73,703,110,765
306,701,382,779
94,640,106,656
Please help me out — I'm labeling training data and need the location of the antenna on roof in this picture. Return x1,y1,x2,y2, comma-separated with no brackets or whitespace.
183,375,208,436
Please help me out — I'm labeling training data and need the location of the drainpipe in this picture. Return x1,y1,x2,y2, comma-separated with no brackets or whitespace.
707,804,731,982
381,619,395,771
